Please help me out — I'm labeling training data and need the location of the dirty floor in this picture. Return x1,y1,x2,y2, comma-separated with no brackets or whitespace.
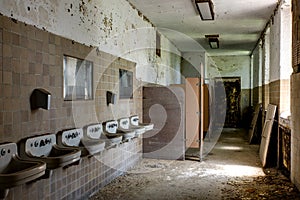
90,128,300,200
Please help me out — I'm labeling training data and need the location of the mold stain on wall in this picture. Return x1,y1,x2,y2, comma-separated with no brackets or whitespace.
102,13,113,34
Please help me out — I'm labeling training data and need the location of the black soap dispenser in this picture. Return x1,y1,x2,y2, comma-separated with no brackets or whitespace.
30,88,51,110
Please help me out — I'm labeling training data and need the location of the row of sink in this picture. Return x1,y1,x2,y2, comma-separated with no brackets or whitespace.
0,115,153,198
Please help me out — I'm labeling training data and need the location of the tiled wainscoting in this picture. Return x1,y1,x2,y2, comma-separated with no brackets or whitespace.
7,138,142,199
0,14,143,199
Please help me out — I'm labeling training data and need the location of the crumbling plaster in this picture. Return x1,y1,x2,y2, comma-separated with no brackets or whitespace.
0,0,182,85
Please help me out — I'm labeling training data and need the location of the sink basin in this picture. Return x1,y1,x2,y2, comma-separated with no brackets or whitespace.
58,127,106,157
0,143,46,198
83,124,106,153
117,118,138,140
18,134,81,169
103,120,135,141
129,115,149,136
102,120,124,147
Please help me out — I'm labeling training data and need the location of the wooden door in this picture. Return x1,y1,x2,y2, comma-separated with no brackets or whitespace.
185,78,200,149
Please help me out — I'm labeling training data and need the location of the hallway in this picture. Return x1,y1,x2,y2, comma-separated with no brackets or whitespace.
1,0,300,199
90,129,300,200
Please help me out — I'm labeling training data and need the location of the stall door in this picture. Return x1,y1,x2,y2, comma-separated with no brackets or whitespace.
185,77,204,161
185,78,200,149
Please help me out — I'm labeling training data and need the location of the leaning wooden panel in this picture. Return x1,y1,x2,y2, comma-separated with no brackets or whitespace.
265,104,277,120
249,103,262,144
259,104,277,167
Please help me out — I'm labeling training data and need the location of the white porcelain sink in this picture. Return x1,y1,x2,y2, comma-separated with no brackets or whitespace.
58,127,106,157
117,118,138,140
129,115,148,136
102,120,124,147
19,134,81,169
83,124,106,154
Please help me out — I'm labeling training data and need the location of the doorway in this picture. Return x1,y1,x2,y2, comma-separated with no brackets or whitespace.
214,77,241,128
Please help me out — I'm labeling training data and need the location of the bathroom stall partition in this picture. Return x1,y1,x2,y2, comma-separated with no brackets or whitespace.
185,77,207,161
185,78,200,149
142,79,208,161
142,85,186,160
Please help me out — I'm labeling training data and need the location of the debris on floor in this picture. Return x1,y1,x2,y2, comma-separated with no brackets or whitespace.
89,129,300,200
90,159,300,200
222,168,300,200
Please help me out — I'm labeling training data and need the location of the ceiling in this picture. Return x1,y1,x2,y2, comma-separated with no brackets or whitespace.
127,0,279,56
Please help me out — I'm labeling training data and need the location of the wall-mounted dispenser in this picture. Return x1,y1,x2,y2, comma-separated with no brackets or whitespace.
30,88,51,110
106,91,116,106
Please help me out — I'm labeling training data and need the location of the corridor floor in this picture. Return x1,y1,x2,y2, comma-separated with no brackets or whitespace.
90,128,300,200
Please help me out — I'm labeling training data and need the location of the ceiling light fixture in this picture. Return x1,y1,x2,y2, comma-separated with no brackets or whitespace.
195,0,215,20
205,34,219,49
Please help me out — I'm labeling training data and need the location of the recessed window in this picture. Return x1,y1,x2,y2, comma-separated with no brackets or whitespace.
119,69,133,99
63,55,93,100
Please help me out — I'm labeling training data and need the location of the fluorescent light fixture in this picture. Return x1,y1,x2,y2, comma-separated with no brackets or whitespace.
195,0,214,20
205,34,219,49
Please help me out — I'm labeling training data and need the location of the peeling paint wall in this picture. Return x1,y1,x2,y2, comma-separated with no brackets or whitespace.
251,42,263,106
269,2,292,82
252,43,263,88
262,29,270,109
0,0,181,85
207,55,251,116
251,0,292,113
156,33,181,85
280,4,292,80
207,55,251,89
269,7,281,82
262,29,270,86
